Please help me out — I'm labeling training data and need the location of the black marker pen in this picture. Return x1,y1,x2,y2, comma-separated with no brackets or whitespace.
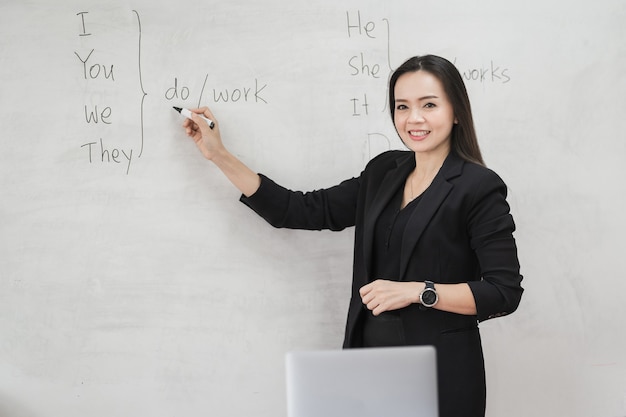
173,106,215,129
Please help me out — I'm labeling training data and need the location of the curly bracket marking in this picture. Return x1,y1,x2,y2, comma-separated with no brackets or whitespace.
133,10,147,158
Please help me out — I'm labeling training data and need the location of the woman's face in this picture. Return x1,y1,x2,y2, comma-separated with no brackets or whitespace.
393,70,456,158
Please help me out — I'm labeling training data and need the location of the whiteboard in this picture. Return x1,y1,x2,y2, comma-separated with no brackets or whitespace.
1,1,625,416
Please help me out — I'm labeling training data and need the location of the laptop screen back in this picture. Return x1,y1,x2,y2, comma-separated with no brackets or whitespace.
286,346,438,417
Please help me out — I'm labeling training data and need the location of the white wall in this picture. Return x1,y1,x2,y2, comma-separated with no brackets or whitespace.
1,1,625,416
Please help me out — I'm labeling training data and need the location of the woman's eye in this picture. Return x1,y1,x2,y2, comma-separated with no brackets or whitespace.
396,104,408,110
424,102,436,108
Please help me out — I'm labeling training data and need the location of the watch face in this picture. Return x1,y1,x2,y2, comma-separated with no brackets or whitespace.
421,289,437,306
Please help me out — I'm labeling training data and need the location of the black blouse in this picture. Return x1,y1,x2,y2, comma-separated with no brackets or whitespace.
362,185,423,347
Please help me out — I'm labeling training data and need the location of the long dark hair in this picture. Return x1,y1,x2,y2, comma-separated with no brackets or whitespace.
389,55,485,166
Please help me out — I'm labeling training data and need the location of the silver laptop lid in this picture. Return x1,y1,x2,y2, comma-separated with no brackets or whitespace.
286,346,438,417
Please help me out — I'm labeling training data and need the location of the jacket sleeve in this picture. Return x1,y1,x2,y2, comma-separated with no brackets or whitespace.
466,170,524,321
239,174,360,231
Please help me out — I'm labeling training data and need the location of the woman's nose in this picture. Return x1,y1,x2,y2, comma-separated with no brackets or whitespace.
408,108,425,123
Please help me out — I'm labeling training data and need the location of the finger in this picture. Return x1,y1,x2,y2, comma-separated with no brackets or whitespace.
189,106,207,115
190,106,218,124
190,112,211,131
197,106,217,121
359,282,373,297
361,293,372,305
182,118,195,128
184,121,198,135
367,300,385,316
360,285,376,304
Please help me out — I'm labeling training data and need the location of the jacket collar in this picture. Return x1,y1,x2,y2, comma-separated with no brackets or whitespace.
363,151,465,281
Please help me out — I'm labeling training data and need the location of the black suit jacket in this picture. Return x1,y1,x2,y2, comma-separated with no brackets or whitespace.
241,150,523,416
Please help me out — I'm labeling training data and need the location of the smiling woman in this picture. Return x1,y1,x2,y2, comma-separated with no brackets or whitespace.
180,55,523,417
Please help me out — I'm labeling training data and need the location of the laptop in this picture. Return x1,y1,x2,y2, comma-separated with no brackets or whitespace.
286,346,438,417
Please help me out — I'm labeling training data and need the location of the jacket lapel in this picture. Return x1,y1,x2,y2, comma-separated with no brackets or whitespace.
398,152,464,280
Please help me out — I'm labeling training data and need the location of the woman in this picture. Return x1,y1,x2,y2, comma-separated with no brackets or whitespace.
181,55,523,417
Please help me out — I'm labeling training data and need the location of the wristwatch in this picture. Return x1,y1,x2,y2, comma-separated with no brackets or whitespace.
419,281,438,308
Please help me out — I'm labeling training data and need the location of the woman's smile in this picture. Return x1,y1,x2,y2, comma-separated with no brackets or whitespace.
408,130,431,140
